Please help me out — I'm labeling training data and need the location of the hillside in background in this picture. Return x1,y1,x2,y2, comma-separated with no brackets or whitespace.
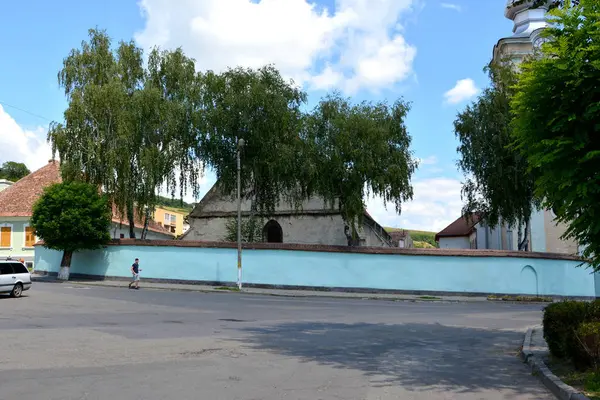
156,196,195,216
385,227,438,248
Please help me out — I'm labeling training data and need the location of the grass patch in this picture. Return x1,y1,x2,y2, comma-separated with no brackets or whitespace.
418,295,442,300
214,286,241,292
546,356,600,399
487,294,553,302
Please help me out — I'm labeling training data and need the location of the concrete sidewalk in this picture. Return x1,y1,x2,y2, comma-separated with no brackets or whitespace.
33,274,496,303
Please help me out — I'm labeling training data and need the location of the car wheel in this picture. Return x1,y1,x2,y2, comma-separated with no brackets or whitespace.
10,283,23,298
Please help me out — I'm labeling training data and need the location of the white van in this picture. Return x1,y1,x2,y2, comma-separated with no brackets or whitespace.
0,260,32,298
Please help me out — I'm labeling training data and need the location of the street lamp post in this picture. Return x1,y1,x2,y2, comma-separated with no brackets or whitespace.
236,138,245,290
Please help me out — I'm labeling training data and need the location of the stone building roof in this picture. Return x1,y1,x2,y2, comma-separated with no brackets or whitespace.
435,214,481,242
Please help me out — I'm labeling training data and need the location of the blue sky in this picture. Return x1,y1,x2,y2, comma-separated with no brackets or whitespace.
0,0,514,232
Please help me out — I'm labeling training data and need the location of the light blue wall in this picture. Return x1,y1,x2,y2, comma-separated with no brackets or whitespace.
34,245,598,297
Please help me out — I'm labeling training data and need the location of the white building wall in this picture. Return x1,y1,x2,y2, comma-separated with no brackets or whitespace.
439,236,470,249
110,223,173,240
185,214,389,247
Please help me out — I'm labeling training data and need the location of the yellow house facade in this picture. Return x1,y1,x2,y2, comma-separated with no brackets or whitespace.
153,207,186,236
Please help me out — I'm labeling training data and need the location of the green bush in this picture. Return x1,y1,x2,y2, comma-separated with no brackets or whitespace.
544,300,600,369
576,322,600,370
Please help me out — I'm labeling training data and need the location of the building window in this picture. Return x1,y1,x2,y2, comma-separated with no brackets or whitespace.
164,213,171,225
24,224,35,248
171,214,177,225
0,224,12,248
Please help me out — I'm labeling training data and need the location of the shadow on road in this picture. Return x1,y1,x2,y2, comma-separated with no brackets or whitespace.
238,321,544,396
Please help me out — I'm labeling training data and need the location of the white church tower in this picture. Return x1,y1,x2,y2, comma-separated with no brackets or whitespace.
492,0,552,65
491,1,582,255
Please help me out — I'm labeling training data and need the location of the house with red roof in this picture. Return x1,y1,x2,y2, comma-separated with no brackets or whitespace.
435,213,515,251
0,160,173,267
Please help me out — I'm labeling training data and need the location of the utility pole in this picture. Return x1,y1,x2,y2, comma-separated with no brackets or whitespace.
236,138,245,289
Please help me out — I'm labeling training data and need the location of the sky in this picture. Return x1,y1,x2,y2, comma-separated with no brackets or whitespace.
0,0,515,233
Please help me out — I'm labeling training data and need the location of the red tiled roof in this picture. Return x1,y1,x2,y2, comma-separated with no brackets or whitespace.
0,160,172,236
0,160,62,217
435,214,481,242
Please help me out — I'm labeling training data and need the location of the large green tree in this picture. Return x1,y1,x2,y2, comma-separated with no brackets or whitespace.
454,63,539,250
511,0,600,268
0,161,30,181
304,93,417,239
49,29,201,238
200,65,308,215
31,182,112,280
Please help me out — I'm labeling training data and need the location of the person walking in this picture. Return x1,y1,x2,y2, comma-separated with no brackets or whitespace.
128,258,142,290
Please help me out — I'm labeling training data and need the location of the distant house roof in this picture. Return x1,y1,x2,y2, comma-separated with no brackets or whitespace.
435,214,481,242
0,160,173,237
0,160,62,217
388,230,410,246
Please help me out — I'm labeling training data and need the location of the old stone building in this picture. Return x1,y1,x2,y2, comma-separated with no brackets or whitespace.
182,183,393,247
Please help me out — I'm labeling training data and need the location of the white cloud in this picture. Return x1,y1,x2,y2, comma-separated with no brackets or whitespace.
0,105,52,172
366,177,463,232
441,3,461,12
443,78,479,104
135,0,417,94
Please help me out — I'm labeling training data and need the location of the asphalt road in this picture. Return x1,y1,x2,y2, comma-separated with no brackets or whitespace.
0,283,553,400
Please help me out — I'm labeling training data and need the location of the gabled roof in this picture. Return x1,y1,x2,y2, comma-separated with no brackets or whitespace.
0,160,173,237
0,160,61,217
435,214,481,242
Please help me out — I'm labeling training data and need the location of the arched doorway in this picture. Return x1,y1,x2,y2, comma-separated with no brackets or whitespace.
263,220,283,243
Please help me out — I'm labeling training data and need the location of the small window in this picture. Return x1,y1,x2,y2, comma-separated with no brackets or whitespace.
0,264,13,275
164,213,171,224
0,226,11,247
25,226,35,247
11,263,28,274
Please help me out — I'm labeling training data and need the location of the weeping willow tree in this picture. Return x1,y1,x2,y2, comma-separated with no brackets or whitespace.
49,29,202,238
199,65,309,217
303,93,418,241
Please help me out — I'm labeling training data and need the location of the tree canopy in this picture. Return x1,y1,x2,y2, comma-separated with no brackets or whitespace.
304,93,417,236
511,0,600,268
49,29,202,238
200,65,308,216
0,161,30,182
49,28,418,243
454,62,539,250
31,181,112,279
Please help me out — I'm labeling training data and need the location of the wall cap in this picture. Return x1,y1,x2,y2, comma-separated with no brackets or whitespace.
34,239,584,262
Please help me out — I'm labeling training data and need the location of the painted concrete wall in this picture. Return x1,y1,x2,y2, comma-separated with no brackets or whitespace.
438,236,470,249
186,214,388,247
34,244,597,297
0,216,35,262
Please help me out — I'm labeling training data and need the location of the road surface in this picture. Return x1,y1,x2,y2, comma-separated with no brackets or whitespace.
0,282,553,399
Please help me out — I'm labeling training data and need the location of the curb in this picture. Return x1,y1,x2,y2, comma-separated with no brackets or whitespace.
65,280,467,303
33,276,478,303
521,326,590,400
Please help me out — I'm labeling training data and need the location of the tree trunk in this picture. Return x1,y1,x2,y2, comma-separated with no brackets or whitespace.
127,205,136,239
57,250,73,281
519,219,531,251
141,208,150,240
